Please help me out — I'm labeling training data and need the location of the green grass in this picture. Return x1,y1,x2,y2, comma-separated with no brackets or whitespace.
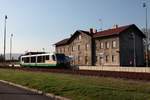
0,68,150,100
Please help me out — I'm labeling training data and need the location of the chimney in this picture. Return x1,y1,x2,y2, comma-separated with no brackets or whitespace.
90,28,93,34
112,24,118,29
94,29,97,33
115,24,118,28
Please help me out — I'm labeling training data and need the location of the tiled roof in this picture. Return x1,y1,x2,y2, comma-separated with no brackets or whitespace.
55,24,145,46
55,38,69,46
93,24,132,38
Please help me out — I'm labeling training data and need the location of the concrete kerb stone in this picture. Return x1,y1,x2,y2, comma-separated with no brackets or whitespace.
0,80,70,100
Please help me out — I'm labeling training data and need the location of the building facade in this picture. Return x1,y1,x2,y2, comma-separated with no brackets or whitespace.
55,24,145,67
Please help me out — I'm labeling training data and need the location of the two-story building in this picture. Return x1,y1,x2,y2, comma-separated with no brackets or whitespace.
55,24,145,67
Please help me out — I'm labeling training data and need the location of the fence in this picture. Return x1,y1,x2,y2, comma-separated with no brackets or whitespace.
79,66,150,73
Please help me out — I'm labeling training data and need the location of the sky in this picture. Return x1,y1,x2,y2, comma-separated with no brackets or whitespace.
0,0,149,54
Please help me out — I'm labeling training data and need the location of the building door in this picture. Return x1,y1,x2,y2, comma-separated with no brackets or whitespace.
99,56,103,66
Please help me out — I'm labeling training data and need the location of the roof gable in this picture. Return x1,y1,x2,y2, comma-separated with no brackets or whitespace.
67,30,91,43
55,30,91,46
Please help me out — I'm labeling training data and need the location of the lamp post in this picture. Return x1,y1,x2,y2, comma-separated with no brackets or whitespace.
143,2,148,67
4,15,7,61
99,19,103,31
10,34,13,61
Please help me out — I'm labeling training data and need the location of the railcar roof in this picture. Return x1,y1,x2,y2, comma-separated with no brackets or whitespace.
21,53,55,58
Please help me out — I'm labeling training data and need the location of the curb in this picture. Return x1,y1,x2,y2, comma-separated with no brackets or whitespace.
0,80,70,100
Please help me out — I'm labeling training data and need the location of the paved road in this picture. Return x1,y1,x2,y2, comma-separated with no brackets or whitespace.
0,82,52,100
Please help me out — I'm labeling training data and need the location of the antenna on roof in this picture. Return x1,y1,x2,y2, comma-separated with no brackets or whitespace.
98,19,103,31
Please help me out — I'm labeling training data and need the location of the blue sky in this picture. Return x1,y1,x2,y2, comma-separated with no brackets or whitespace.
0,0,149,53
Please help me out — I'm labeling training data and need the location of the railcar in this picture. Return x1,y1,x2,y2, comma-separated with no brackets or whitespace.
20,53,70,68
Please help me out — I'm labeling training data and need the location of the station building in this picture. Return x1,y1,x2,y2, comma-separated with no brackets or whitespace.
55,24,145,67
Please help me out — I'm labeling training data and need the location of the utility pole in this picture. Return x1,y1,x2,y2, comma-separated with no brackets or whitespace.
143,2,148,67
99,19,103,31
4,15,8,61
10,34,13,61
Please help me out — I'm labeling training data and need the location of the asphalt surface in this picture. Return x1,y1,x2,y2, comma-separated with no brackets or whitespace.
0,82,52,100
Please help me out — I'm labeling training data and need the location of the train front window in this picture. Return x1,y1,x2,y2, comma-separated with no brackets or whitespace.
56,54,65,62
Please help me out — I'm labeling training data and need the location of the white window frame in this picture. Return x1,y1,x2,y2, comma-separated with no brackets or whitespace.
79,35,82,40
100,42,104,49
85,43,89,50
112,41,116,48
106,42,110,49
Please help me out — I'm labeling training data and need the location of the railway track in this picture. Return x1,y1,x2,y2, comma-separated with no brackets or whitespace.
1,66,150,81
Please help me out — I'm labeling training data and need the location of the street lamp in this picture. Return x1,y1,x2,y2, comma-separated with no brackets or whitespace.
4,15,8,61
143,2,148,67
98,19,103,31
10,34,13,61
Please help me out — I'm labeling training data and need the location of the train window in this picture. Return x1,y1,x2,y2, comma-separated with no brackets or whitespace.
43,56,45,62
31,57,36,63
37,56,45,63
24,57,29,63
37,56,42,63
46,55,49,60
52,55,56,61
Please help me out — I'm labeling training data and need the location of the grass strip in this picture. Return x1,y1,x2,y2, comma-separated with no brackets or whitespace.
0,68,150,100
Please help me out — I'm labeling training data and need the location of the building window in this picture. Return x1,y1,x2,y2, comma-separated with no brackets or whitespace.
56,49,58,53
85,56,88,64
106,55,109,63
73,46,76,51
112,41,116,48
64,48,65,52
72,46,74,52
100,42,104,49
60,48,62,53
78,45,80,51
68,47,69,51
85,43,89,50
105,42,109,49
129,33,134,39
112,55,115,62
99,57,103,65
95,56,97,63
78,56,81,64
79,35,82,40
72,46,76,51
